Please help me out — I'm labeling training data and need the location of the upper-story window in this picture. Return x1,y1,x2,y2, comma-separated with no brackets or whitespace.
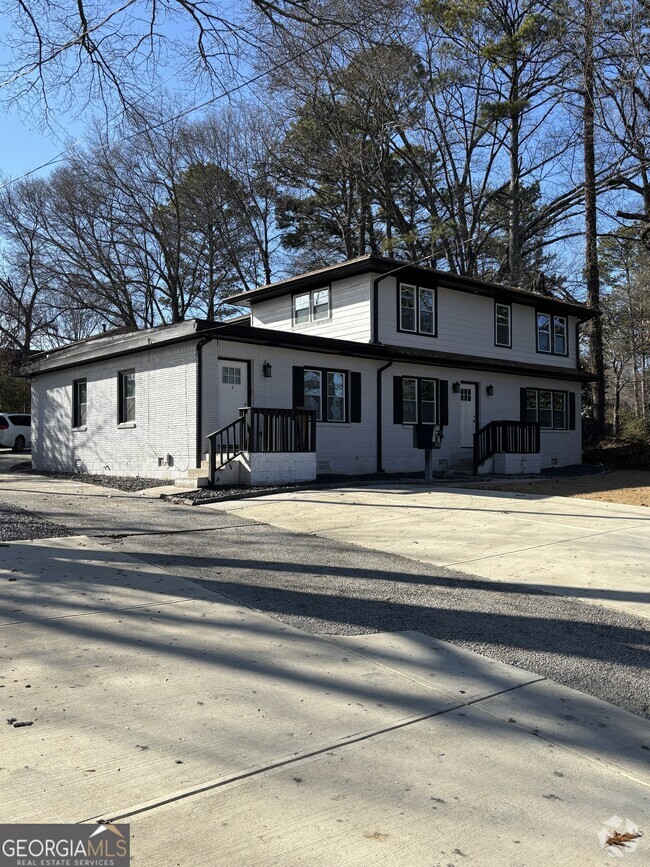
293,287,331,326
495,303,511,347
399,283,436,336
537,312,568,355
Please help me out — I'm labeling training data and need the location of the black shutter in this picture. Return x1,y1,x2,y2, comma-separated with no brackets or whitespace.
568,391,576,430
292,366,304,408
350,372,361,423
393,376,403,424
520,387,528,423
439,380,449,426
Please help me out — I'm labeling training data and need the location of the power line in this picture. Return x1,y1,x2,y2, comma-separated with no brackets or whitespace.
0,19,356,190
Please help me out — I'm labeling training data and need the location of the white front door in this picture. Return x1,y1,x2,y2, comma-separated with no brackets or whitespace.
460,382,477,448
217,361,248,429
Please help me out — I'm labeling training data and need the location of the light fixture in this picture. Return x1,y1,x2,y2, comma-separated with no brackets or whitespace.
452,381,461,393
263,361,272,378
486,384,494,396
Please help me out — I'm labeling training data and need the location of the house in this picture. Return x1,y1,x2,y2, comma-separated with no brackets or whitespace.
22,255,598,485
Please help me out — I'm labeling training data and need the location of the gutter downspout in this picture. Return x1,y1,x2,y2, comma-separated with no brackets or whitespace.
196,335,215,467
372,274,391,344
376,359,393,473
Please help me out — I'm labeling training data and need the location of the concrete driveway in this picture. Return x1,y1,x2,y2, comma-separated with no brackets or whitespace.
206,485,650,620
2,535,648,864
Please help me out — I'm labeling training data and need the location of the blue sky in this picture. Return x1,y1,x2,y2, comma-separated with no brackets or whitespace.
1,110,80,179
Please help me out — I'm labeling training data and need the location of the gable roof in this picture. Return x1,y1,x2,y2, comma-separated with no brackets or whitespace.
227,254,598,321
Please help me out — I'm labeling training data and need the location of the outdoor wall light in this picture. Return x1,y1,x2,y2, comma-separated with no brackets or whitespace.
263,361,272,378
452,381,461,393
486,384,494,396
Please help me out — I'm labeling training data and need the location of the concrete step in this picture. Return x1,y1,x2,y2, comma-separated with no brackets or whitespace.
175,476,209,488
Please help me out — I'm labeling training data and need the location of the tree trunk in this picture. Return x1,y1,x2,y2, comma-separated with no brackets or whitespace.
583,0,606,437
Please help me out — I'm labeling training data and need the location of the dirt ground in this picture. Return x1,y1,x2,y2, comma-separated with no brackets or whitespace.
461,469,650,507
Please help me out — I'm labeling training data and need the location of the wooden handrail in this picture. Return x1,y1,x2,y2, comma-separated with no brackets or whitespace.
206,407,317,483
473,420,540,474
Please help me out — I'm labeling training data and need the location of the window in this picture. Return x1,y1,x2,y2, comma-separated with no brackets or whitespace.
118,370,136,424
293,366,361,423
399,284,436,336
525,388,567,430
537,312,568,355
302,368,345,422
8,415,31,427
495,303,511,347
221,366,241,385
293,287,331,325
73,379,87,428
397,377,438,424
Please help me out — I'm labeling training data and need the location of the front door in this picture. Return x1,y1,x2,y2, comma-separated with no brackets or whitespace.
217,361,249,430
460,382,477,448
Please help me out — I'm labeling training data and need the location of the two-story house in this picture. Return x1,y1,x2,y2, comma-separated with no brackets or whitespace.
23,255,598,484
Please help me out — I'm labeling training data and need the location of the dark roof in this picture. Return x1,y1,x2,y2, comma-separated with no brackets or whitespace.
23,317,596,382
199,322,597,382
227,254,598,321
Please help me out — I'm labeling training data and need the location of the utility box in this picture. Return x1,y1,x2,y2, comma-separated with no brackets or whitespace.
413,423,442,450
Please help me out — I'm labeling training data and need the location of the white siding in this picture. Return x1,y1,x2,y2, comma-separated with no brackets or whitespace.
377,276,579,368
202,340,378,475
31,343,197,479
250,274,372,342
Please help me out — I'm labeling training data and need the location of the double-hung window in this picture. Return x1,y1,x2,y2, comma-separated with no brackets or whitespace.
118,370,136,424
399,284,436,336
293,287,331,325
495,303,511,347
398,377,438,424
303,368,346,422
73,378,87,428
525,388,567,430
536,312,568,355
294,366,361,423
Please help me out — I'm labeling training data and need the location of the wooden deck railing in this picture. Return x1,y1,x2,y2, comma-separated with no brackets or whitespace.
207,407,317,481
473,420,540,474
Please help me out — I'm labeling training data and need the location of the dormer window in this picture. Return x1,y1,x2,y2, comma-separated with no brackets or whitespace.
537,312,568,355
399,283,436,336
293,287,331,326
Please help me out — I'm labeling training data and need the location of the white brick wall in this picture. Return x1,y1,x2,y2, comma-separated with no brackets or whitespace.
32,331,583,482
31,343,197,479
381,364,582,473
202,339,379,475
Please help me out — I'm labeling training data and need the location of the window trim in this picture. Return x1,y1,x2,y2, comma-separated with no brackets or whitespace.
525,387,568,430
303,366,348,423
397,282,438,337
73,378,87,429
292,286,332,327
494,302,512,348
536,311,569,357
117,369,136,425
398,376,440,425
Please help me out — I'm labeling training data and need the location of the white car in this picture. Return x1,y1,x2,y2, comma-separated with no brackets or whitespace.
0,412,31,452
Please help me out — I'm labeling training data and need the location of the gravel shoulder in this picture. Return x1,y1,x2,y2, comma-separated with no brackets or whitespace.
457,468,650,506
0,499,73,542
